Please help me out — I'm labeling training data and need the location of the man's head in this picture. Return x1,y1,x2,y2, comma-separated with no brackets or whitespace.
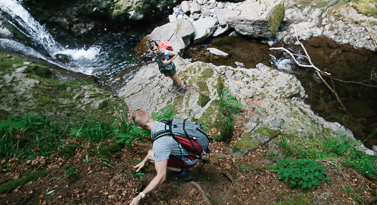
150,40,160,55
132,109,153,129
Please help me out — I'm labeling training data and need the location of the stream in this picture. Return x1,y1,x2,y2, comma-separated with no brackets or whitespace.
1,0,376,148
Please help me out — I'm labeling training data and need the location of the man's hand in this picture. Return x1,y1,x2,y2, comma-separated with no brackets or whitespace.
134,161,146,172
129,194,142,205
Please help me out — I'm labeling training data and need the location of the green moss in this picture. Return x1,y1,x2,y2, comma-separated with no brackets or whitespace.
0,169,51,193
253,127,281,138
232,132,259,153
216,76,225,97
201,67,214,79
0,55,24,73
350,0,377,17
99,100,109,110
198,93,211,107
173,95,184,109
233,127,281,153
267,3,285,37
27,64,54,79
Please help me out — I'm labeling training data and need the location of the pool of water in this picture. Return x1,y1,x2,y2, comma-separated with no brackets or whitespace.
184,35,377,148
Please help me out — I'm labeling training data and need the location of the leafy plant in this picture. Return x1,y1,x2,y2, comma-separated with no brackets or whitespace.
171,181,183,188
133,171,144,180
65,166,80,179
220,89,243,115
272,158,331,189
324,135,377,177
343,185,363,203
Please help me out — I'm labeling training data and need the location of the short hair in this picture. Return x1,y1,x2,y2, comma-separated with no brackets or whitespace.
132,109,152,128
150,40,158,50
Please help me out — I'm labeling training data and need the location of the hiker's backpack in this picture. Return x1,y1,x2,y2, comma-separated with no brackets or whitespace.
155,119,212,159
158,41,173,53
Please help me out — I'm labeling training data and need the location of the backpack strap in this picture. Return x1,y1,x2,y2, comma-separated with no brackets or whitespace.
183,119,198,153
153,119,172,141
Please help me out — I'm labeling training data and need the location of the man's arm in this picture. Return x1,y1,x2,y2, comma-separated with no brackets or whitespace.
129,160,167,205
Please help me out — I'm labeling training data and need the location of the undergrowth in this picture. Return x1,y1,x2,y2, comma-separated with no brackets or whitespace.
275,133,377,184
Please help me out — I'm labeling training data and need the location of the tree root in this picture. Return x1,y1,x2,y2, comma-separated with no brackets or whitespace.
189,181,212,205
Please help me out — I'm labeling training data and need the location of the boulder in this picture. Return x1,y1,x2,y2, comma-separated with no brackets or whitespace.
181,1,190,14
206,47,229,57
192,17,218,43
213,24,229,37
148,19,195,55
225,0,284,38
190,3,201,14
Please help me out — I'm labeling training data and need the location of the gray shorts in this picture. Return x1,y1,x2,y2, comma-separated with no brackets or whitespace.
161,63,176,77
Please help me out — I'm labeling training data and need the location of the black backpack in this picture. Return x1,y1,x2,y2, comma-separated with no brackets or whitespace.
154,119,213,159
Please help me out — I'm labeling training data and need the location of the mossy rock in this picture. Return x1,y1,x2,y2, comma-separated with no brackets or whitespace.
27,64,54,79
267,3,285,37
198,93,211,107
233,127,281,156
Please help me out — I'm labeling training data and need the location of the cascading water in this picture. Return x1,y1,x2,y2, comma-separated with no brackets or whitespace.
0,0,138,82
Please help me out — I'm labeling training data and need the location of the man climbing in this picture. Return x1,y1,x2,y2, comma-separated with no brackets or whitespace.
129,109,197,205
150,40,186,91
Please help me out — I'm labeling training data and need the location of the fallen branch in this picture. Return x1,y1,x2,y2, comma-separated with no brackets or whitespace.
222,170,234,183
189,181,212,205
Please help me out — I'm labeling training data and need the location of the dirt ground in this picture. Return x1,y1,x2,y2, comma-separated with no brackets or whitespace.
1,109,377,205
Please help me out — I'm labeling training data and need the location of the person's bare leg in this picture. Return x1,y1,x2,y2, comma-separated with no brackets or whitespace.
170,74,181,86
166,73,180,86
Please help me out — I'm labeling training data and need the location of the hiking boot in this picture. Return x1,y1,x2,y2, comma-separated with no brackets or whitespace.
167,170,193,182
176,83,187,92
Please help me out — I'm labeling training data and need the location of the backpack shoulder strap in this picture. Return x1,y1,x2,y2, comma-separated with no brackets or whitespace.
154,119,172,141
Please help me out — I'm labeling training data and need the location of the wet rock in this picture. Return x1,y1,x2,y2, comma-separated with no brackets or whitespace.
213,24,229,37
193,13,201,21
15,66,27,73
55,54,72,64
5,74,13,84
206,47,228,57
192,17,218,43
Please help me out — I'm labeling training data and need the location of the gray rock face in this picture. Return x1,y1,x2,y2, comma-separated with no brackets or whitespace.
192,17,218,43
116,57,374,157
148,19,195,55
226,0,283,38
279,1,377,51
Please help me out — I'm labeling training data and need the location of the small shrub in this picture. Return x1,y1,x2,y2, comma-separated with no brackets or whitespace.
273,158,331,189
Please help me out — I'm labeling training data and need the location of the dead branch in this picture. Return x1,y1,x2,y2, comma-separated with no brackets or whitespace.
189,181,212,205
222,170,234,183
328,76,377,88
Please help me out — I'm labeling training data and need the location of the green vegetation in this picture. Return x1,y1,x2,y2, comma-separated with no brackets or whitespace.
198,93,211,107
275,133,377,178
0,169,51,193
272,158,331,189
347,0,377,17
268,3,285,37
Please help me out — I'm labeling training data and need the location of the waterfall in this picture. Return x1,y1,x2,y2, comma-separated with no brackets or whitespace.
0,0,63,56
0,0,138,80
